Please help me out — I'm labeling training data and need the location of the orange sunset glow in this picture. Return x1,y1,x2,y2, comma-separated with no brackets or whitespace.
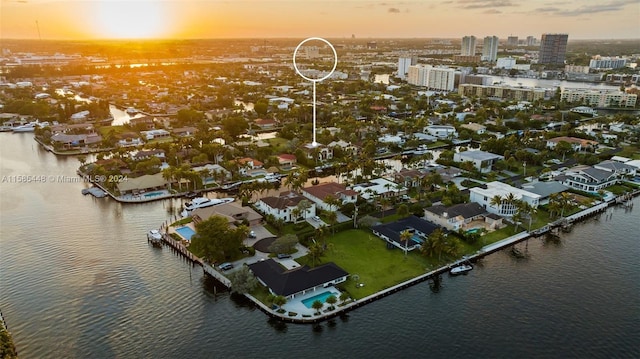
1,0,639,39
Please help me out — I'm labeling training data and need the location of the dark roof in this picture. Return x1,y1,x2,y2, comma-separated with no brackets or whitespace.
425,202,486,219
485,213,502,220
581,167,616,182
259,192,307,210
372,216,440,247
248,259,348,297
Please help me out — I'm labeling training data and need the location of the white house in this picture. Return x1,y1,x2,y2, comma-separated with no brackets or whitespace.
141,129,170,140
460,122,487,135
192,163,232,185
557,166,619,192
255,191,317,223
301,182,358,211
424,202,488,231
453,150,504,173
350,178,407,200
424,125,458,139
469,181,541,216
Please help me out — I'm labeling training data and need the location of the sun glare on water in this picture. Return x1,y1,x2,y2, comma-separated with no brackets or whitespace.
93,1,168,39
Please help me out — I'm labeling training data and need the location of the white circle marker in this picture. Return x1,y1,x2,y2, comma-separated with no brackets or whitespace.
292,37,338,147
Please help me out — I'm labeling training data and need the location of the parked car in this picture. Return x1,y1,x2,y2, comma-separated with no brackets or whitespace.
312,216,321,221
218,262,233,271
248,230,256,238
277,253,292,259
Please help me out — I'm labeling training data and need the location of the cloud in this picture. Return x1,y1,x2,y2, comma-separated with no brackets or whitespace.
457,0,516,9
538,0,636,16
388,7,401,13
483,9,501,14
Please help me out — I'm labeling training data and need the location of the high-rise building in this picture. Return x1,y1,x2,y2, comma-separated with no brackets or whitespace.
539,34,568,65
461,36,477,56
397,57,417,80
507,36,518,47
407,65,455,91
526,36,536,46
589,56,626,69
482,36,499,62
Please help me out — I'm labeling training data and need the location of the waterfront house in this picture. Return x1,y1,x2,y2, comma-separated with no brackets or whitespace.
236,157,265,177
372,216,440,252
453,150,504,174
129,116,156,130
519,180,569,205
302,182,358,211
327,140,359,157
248,259,348,299
277,154,297,170
555,165,618,192
593,160,637,177
191,202,263,226
350,178,408,201
394,168,426,189
302,143,334,162
191,163,232,185
424,202,488,231
255,191,317,223
116,173,168,196
50,133,102,150
70,110,90,122
116,133,143,147
141,129,170,141
469,181,540,216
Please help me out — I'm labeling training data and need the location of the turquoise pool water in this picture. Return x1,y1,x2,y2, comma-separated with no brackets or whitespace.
466,228,481,234
144,191,165,198
411,234,424,244
301,291,338,309
176,226,196,241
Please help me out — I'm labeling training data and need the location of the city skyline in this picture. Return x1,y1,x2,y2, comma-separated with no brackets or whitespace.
1,0,639,40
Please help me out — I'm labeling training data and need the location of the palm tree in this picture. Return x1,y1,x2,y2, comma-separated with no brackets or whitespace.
325,295,337,310
323,195,342,212
162,166,176,192
311,299,324,315
308,242,325,266
399,229,413,258
290,207,301,223
339,292,350,304
273,295,287,310
489,194,503,212
296,199,313,220
326,211,338,234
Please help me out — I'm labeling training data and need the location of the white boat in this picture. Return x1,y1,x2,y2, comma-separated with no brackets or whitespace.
449,264,473,275
12,122,37,132
181,197,234,217
125,107,138,115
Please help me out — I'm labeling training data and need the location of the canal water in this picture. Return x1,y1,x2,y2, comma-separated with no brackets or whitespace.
1,133,639,358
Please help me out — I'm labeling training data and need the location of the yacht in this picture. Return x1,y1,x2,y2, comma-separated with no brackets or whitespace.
449,263,473,275
125,107,138,116
181,197,234,217
12,122,37,132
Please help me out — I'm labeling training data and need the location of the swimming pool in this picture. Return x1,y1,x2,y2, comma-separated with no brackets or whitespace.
175,226,196,241
466,228,481,234
301,291,338,309
144,191,165,198
411,234,424,244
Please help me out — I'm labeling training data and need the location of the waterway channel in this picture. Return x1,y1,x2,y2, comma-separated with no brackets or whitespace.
1,133,638,358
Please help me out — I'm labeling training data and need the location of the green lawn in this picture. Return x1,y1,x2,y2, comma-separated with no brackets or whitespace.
265,137,290,152
297,229,439,298
428,141,448,149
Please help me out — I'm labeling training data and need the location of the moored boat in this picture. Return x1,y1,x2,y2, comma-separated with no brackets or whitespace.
181,197,234,217
449,263,473,275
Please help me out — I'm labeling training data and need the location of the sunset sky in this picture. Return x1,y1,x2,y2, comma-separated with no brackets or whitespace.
1,0,639,40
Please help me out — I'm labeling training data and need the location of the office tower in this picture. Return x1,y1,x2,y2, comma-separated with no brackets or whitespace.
482,36,499,62
461,36,477,56
526,36,536,46
507,36,518,47
539,34,568,65
397,57,417,80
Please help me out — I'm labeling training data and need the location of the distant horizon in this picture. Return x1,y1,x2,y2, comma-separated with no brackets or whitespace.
1,1,638,41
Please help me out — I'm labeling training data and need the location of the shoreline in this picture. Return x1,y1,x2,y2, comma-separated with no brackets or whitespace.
157,190,637,324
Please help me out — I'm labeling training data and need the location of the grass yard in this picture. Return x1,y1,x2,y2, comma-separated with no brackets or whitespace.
297,229,437,299
265,137,290,152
